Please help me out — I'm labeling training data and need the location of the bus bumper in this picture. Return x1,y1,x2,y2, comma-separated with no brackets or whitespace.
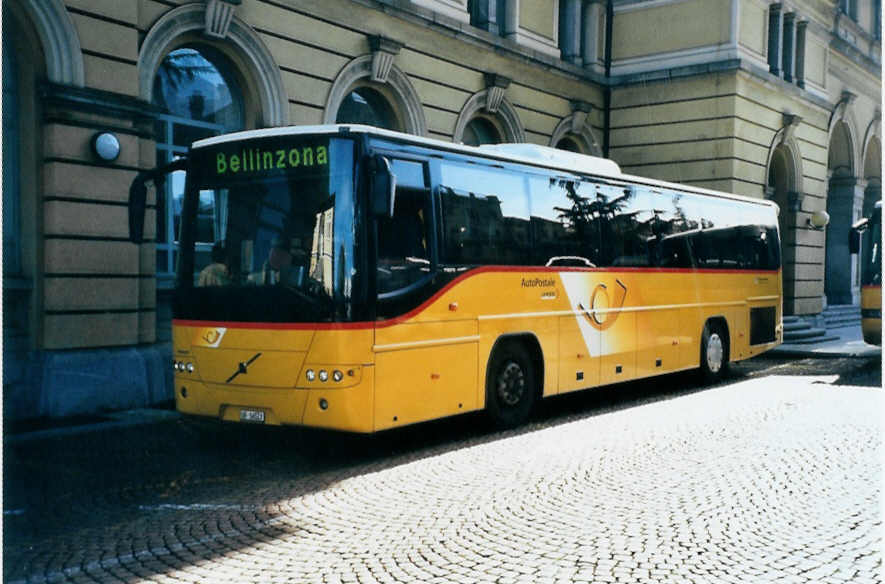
174,365,376,433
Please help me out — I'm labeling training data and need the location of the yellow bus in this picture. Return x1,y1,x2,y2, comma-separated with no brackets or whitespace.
130,125,783,432
851,200,882,345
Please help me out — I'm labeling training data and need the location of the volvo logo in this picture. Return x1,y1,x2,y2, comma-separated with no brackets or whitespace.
226,353,262,383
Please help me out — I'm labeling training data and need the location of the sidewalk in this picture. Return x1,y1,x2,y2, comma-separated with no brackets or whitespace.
769,324,882,359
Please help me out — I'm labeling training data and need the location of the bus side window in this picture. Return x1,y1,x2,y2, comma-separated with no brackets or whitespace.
439,161,531,268
377,160,431,295
595,185,651,267
528,175,596,266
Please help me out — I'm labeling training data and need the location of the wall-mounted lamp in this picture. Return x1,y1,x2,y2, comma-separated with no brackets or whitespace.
807,210,830,229
91,131,120,162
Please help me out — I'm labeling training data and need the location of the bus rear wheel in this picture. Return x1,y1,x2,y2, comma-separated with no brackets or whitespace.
700,322,729,383
485,340,537,429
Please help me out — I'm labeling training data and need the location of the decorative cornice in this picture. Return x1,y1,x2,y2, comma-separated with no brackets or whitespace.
39,82,162,120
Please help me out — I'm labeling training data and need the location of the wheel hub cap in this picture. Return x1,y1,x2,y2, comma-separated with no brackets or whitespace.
497,361,525,406
706,333,724,373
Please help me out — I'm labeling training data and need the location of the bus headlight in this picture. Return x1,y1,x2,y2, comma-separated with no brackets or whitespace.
306,369,316,382
186,362,195,373
319,370,329,382
333,370,343,382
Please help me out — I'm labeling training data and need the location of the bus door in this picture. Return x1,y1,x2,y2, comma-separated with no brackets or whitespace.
372,157,478,430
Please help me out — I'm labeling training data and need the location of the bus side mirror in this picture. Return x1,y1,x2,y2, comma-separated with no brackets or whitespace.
849,217,869,254
129,158,185,244
369,154,396,217
128,174,149,244
849,229,862,254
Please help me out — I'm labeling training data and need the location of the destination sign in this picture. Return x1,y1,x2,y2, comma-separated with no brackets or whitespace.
214,143,329,176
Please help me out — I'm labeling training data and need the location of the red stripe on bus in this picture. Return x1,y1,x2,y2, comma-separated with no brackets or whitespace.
173,265,780,331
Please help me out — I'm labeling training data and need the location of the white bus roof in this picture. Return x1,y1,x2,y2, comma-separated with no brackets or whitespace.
193,124,777,210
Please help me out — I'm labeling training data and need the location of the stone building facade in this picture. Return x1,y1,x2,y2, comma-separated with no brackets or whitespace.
3,0,880,421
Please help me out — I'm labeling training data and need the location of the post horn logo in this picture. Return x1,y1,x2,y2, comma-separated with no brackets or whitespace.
578,279,628,331
202,329,221,345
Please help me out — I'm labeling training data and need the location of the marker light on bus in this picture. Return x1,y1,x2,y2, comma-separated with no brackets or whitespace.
305,369,316,382
333,370,344,382
319,370,329,382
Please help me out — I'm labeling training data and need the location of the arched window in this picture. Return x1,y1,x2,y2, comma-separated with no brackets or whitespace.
152,45,244,281
462,117,502,146
555,137,582,153
323,52,427,136
335,86,398,130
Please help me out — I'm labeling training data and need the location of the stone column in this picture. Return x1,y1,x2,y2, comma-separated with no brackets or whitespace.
581,1,604,72
768,4,783,76
825,177,866,305
782,12,796,82
795,20,807,87
501,0,519,39
559,0,582,64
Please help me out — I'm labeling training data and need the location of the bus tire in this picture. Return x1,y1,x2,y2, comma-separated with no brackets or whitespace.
700,321,729,383
485,340,537,429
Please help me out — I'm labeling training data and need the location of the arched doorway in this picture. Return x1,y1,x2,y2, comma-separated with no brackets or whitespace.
766,144,800,314
825,120,862,306
3,4,46,419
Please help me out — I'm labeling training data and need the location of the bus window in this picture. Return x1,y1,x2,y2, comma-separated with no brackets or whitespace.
377,160,432,295
439,161,531,267
647,190,694,268
596,184,651,267
528,174,596,267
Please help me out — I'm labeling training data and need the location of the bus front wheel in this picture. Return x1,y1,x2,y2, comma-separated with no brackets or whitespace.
700,322,729,383
485,340,537,429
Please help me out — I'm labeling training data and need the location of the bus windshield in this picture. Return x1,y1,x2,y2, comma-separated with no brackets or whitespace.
175,136,358,323
861,206,881,287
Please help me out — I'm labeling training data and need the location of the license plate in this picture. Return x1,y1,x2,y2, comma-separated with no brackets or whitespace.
239,409,265,423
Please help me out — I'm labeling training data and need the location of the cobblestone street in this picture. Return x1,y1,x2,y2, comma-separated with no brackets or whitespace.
4,356,882,584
